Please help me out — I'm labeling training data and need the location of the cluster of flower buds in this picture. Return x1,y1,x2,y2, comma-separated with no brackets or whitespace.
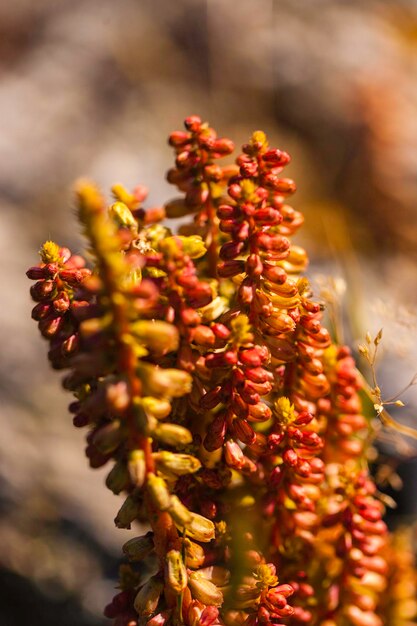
321,346,368,463
28,182,218,625
321,468,388,626
27,117,414,626
259,397,322,624
111,182,166,227
223,563,295,626
216,132,329,381
106,509,226,625
314,344,385,626
216,131,300,261
214,163,335,623
166,115,238,277
143,234,214,345
268,399,323,532
166,115,235,218
27,242,91,368
200,314,272,454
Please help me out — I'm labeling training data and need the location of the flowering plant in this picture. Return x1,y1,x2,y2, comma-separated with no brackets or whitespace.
27,116,416,626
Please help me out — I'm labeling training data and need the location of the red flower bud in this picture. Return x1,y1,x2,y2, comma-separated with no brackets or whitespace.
200,386,224,410
283,448,298,467
294,411,313,426
219,219,236,234
359,506,382,524
270,466,283,486
211,323,230,339
253,208,282,225
198,130,216,150
268,433,285,449
262,264,287,284
184,115,202,132
188,185,210,207
53,291,70,313
296,461,312,477
248,403,272,422
31,302,51,320
262,149,291,166
181,308,201,326
263,175,296,195
309,458,325,473
218,260,245,278
169,131,192,147
205,351,238,368
255,233,290,253
299,431,322,448
238,281,255,305
186,284,212,308
61,335,79,354
240,348,264,367
228,183,243,199
30,280,55,301
232,394,249,419
192,325,216,347
27,266,48,280
177,272,198,289
59,268,90,285
240,162,259,178
239,382,260,405
245,367,273,384
234,222,250,242
231,419,256,445
204,164,223,181
204,415,227,451
212,138,234,155
246,254,263,277
166,167,189,186
39,316,64,338
217,204,240,220
219,241,245,261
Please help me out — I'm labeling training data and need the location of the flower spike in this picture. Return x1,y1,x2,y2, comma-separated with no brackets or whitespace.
27,117,416,626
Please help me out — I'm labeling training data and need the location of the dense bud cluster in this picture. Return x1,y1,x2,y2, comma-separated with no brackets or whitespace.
27,117,416,626
322,346,368,463
201,315,272,453
28,242,92,369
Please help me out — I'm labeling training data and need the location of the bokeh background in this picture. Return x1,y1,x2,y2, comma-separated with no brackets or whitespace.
1,1,417,624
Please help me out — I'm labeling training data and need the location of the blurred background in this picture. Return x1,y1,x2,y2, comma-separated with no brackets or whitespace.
1,0,417,624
